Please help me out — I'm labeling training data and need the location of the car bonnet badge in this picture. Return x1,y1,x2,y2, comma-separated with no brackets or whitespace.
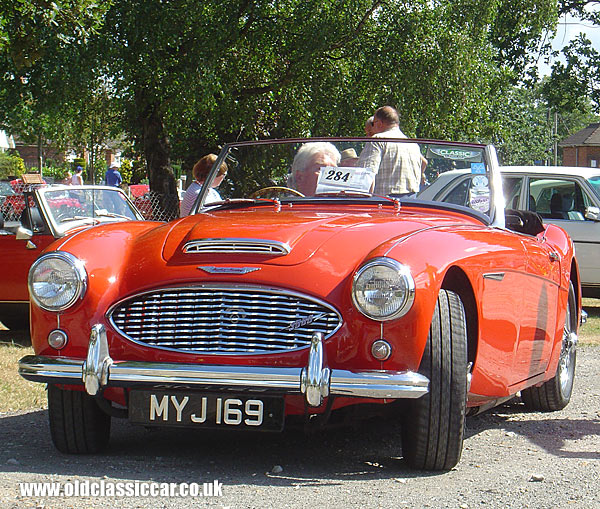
283,312,327,331
197,266,261,274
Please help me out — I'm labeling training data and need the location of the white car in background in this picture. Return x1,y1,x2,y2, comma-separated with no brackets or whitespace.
418,166,600,298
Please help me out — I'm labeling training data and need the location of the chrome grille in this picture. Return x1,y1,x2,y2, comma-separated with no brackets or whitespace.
109,285,341,354
183,238,290,255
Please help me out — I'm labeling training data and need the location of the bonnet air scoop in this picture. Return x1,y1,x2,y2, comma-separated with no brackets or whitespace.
183,238,291,256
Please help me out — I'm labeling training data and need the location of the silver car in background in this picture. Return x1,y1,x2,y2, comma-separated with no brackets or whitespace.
418,166,600,297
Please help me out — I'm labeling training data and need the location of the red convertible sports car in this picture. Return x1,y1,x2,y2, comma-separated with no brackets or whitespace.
19,138,581,471
0,185,143,329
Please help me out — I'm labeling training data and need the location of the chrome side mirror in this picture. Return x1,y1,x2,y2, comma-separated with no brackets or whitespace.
16,226,33,240
584,206,600,221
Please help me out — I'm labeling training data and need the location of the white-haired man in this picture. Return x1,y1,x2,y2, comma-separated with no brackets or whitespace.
290,142,341,196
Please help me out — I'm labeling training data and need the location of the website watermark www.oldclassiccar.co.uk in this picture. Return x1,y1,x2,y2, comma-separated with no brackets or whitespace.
18,479,223,498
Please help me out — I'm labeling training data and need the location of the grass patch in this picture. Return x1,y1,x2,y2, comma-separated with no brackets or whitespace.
581,298,600,346
0,341,47,413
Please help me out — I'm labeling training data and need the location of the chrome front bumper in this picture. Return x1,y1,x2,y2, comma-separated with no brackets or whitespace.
19,325,429,407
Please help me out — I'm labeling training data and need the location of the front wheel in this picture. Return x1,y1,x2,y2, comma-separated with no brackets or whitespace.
48,385,111,454
521,281,577,411
402,289,468,470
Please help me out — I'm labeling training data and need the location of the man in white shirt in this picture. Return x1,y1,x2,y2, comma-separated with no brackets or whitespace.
358,106,427,196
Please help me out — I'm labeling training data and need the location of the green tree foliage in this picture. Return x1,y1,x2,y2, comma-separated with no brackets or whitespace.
42,164,70,183
0,150,25,179
118,159,133,185
492,86,554,165
94,1,561,167
0,0,590,210
490,0,559,77
492,81,598,165
544,35,600,112
0,1,112,170
540,2,600,113
0,1,110,70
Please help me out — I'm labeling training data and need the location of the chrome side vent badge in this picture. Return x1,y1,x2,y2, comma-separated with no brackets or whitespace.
183,238,290,255
198,266,260,274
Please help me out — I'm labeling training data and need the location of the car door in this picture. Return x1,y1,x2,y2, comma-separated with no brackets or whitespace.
527,176,600,289
495,173,561,384
510,232,560,385
0,229,55,302
0,198,56,302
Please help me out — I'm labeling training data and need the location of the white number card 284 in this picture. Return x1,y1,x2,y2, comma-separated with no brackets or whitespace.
315,166,375,194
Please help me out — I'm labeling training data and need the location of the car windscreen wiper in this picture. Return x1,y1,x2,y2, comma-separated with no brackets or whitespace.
94,210,133,220
58,216,97,224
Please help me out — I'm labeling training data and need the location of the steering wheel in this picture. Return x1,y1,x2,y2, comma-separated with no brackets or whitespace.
250,186,305,199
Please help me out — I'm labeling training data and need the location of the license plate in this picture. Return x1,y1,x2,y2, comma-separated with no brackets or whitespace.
129,391,284,431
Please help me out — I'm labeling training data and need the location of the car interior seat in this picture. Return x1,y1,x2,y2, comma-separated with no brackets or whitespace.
564,193,585,220
528,195,536,212
549,193,569,219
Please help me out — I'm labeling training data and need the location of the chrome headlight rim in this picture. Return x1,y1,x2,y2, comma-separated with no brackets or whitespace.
28,251,87,312
352,257,415,321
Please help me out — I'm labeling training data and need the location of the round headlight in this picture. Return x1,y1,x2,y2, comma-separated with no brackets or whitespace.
28,252,87,312
352,257,415,321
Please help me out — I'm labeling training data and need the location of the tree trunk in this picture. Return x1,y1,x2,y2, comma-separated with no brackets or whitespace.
137,96,179,220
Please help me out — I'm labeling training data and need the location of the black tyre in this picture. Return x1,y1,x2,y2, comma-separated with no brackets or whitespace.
48,385,111,454
521,282,577,411
402,289,468,471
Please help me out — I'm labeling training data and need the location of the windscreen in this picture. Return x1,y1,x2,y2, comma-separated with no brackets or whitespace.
39,187,139,233
193,139,491,218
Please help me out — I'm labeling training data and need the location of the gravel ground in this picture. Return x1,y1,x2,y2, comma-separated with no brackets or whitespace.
1,346,598,509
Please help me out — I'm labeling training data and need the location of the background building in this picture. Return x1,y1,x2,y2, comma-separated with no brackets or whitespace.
559,123,600,167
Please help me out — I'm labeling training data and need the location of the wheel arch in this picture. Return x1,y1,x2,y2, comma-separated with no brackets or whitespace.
440,266,478,366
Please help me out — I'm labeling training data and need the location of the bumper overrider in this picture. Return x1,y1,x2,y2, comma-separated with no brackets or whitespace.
19,325,429,407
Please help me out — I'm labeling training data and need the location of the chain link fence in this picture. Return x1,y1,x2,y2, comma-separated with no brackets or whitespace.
132,190,180,221
0,182,40,223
